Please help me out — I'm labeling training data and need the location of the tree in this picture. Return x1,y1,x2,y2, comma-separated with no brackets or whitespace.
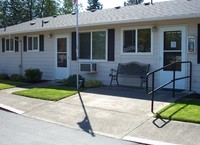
59,0,74,14
0,0,62,28
0,0,8,28
87,0,103,11
124,0,144,6
38,0,59,18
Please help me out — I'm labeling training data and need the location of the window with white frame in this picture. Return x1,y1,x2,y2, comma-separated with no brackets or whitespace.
28,36,39,51
123,28,152,53
5,38,14,52
79,30,107,60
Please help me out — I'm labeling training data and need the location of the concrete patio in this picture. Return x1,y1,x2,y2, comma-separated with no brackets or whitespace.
0,85,199,145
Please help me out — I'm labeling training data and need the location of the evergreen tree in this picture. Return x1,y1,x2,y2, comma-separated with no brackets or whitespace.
0,0,8,28
87,0,103,11
0,0,63,28
124,0,144,6
59,0,74,14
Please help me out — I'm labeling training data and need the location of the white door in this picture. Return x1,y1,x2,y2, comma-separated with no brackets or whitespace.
55,36,69,79
159,26,186,89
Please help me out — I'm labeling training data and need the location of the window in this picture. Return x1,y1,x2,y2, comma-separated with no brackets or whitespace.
57,38,67,67
5,38,14,52
79,31,106,60
123,28,152,53
28,36,39,51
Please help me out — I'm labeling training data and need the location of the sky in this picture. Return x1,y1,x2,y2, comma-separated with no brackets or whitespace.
77,0,172,10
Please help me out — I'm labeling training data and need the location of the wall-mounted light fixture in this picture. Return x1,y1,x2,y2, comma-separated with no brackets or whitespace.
48,34,53,38
152,26,157,32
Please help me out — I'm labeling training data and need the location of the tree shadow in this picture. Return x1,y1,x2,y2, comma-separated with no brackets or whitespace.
77,92,95,137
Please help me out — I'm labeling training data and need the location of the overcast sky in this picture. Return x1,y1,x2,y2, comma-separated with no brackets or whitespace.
77,0,173,10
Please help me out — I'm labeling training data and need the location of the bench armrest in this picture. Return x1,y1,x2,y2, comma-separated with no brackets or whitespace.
109,68,117,76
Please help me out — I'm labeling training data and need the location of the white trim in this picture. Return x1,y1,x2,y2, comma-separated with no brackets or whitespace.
27,35,39,52
121,26,154,55
55,34,70,79
5,38,15,52
79,29,108,62
158,25,187,89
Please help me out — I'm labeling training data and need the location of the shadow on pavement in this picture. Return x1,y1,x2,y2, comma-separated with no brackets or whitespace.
152,115,171,128
84,86,182,102
77,92,95,137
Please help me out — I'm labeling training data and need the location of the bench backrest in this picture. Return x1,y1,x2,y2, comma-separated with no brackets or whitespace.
117,61,150,77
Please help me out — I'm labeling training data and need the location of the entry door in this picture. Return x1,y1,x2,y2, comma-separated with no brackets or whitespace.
55,36,69,79
159,26,186,89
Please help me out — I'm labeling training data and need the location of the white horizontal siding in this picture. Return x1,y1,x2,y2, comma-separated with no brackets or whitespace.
1,18,200,93
22,35,55,80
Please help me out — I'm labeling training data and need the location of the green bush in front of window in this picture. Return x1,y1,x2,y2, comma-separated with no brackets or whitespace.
10,74,23,82
85,80,103,88
24,68,43,83
0,73,10,80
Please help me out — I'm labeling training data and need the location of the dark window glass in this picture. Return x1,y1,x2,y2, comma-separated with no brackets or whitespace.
163,52,181,71
79,32,91,59
33,37,38,50
57,53,67,67
123,30,136,53
164,31,181,50
28,37,32,50
138,28,151,52
6,39,9,51
92,31,106,60
57,38,67,52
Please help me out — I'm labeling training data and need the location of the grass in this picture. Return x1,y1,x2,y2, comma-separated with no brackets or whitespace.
13,85,77,101
0,80,30,90
156,97,200,124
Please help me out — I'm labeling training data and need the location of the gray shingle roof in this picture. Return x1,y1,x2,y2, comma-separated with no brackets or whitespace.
0,0,200,35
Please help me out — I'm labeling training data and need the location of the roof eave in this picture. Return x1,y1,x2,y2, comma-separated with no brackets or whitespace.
0,14,199,36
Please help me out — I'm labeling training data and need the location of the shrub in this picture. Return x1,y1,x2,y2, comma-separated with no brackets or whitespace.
24,68,43,83
10,74,23,81
62,78,69,86
85,80,103,88
64,74,85,87
0,73,9,80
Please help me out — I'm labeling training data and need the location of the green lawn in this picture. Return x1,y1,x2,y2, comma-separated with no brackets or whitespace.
0,80,30,90
156,97,200,124
13,85,77,101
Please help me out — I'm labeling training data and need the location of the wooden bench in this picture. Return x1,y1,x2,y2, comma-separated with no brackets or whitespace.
109,61,150,87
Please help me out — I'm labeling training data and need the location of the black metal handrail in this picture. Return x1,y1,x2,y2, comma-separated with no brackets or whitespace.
146,61,192,114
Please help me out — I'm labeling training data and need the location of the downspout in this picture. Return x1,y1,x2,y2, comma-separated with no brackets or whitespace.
19,40,23,76
9,35,23,76
151,0,153,5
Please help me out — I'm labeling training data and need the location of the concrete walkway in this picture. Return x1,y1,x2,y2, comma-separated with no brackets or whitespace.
0,84,199,145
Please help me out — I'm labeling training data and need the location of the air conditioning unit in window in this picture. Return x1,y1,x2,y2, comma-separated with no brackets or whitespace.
80,63,97,73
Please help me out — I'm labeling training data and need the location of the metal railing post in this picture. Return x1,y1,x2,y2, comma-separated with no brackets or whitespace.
173,69,175,98
146,61,192,114
189,61,192,91
151,73,155,114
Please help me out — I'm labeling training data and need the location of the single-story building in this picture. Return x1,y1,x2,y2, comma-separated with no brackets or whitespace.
0,0,200,92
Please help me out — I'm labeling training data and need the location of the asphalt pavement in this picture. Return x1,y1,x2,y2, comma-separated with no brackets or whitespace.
0,109,137,145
